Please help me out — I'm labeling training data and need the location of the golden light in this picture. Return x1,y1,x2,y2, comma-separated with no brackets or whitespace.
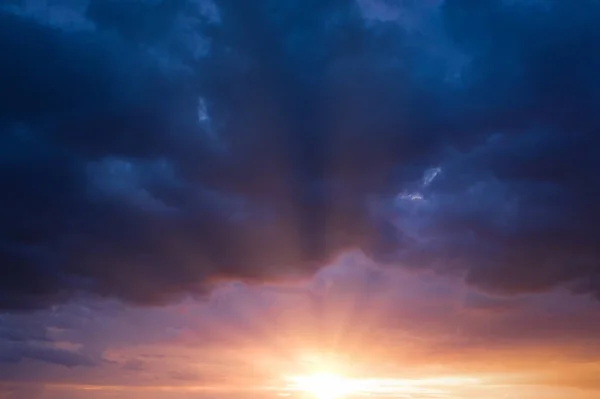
282,368,484,398
287,372,352,399
277,351,484,398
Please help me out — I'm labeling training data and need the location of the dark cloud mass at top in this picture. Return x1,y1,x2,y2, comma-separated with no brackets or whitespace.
2,0,600,310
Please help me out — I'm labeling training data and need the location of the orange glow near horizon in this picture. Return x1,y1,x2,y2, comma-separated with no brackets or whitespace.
273,352,486,399
286,373,351,399
282,372,484,398
4,267,600,399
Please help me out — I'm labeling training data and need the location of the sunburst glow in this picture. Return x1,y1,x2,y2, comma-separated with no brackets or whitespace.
282,365,483,399
286,373,352,399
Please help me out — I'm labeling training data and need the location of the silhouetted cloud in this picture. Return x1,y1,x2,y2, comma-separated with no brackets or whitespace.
2,0,600,310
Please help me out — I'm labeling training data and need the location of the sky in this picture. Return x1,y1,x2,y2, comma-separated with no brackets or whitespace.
2,0,600,398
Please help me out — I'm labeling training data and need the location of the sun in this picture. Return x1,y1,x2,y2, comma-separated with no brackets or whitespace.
287,372,352,399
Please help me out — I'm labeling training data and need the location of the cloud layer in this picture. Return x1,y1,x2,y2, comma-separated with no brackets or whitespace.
2,0,600,310
1,256,600,398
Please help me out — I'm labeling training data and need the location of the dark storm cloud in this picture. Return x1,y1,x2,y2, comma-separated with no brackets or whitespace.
2,0,600,310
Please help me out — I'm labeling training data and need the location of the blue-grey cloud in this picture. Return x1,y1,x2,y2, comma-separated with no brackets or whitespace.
2,0,600,310
0,344,95,368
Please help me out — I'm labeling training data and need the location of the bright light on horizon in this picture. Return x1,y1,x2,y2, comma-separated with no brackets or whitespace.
283,370,483,398
287,373,352,399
